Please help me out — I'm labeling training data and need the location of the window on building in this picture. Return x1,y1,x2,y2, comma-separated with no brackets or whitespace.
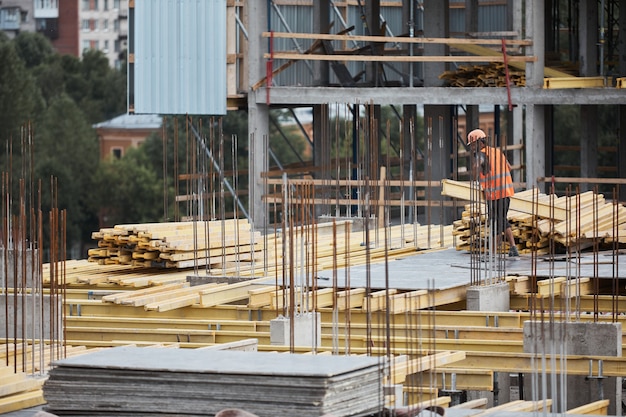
81,0,90,10
93,0,99,11
4,8,19,23
113,18,119,32
37,0,59,8
90,19,96,31
103,0,108,11
81,19,90,31
90,40,99,50
103,19,108,31
103,40,109,53
112,148,123,159
82,40,90,52
113,0,120,10
114,39,120,53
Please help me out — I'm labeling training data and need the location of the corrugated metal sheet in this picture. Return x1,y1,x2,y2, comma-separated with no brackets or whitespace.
133,0,226,115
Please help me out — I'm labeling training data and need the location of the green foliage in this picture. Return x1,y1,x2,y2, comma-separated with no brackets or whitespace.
91,147,166,226
13,32,55,69
35,94,100,243
0,41,42,141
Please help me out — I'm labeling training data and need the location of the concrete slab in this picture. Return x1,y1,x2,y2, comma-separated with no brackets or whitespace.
315,247,626,291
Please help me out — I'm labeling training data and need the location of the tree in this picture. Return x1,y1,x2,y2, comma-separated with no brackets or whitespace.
90,147,166,227
35,94,100,247
13,32,55,69
0,38,42,142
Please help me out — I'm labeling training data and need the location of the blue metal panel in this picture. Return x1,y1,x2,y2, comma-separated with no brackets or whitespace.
133,0,226,115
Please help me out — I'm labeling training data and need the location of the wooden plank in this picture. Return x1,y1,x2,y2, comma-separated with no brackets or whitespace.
566,399,610,415
264,52,535,63
261,31,533,46
0,389,45,414
451,398,489,409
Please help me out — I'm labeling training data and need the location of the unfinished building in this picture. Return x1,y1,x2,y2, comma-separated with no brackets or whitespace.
3,1,626,416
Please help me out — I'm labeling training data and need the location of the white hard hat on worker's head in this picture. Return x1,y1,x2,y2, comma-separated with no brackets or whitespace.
467,129,487,145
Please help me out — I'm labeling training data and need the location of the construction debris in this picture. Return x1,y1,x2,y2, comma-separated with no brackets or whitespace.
439,63,525,87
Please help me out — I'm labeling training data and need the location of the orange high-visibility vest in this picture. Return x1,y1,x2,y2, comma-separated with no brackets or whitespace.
479,146,514,200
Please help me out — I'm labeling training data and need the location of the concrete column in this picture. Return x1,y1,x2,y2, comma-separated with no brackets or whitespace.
524,0,546,190
247,0,269,228
364,0,381,86
525,105,546,190
580,105,598,192
619,0,626,201
466,283,511,407
313,104,330,217
523,321,622,415
423,105,453,224
423,0,449,87
617,105,626,201
465,0,478,35
313,0,330,86
579,0,599,76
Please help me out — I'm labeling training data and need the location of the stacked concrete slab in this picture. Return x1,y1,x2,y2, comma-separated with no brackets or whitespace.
43,346,384,417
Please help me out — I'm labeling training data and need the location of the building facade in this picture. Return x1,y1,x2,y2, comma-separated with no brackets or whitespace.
1,0,128,69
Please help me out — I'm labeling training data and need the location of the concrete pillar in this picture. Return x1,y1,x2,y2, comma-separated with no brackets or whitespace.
1,294,62,342
619,0,626,202
423,105,453,224
580,105,599,192
423,0,449,87
313,104,331,216
524,0,546,190
465,282,511,407
247,0,269,228
523,321,622,415
620,106,626,202
579,0,599,76
364,0,381,86
270,313,322,348
313,0,330,86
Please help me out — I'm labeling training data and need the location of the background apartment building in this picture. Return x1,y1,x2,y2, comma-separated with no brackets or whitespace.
0,0,128,69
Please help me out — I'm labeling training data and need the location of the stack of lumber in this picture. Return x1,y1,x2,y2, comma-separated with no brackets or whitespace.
0,343,101,414
43,345,383,417
88,220,263,270
0,366,46,414
442,179,626,254
439,63,525,87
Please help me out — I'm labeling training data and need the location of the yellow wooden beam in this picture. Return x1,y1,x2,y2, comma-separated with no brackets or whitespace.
544,76,606,89
567,399,610,415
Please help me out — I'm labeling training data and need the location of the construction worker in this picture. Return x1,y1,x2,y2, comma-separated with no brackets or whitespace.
466,128,519,257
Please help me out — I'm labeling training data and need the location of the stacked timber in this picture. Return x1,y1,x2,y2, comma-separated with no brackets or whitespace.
88,220,263,270
43,346,383,417
442,179,626,254
439,63,525,87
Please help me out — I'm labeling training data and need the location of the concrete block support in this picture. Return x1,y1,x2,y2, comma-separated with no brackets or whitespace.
466,282,510,312
0,294,63,341
270,312,321,348
466,282,510,407
523,321,622,415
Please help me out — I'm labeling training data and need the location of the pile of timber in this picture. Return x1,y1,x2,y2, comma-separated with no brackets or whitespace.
439,63,525,87
442,179,626,254
88,220,263,270
0,366,46,414
43,345,383,417
86,218,455,276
